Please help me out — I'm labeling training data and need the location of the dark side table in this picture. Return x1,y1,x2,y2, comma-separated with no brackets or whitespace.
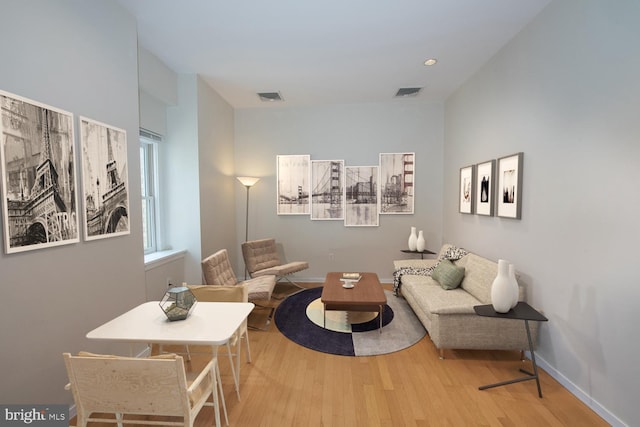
400,249,435,259
474,302,548,397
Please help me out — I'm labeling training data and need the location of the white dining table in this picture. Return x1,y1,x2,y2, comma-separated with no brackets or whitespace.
86,300,254,427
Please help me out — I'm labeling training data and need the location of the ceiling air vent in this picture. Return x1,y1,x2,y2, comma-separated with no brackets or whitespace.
395,87,422,97
257,92,284,102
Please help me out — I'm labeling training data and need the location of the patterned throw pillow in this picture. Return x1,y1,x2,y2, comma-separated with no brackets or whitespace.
442,246,469,261
431,259,466,290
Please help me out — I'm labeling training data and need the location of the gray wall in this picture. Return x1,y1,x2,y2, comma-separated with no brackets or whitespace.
444,0,639,425
0,0,145,404
234,102,444,281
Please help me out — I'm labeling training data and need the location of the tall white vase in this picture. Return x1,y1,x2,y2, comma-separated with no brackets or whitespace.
416,230,426,252
491,259,512,313
408,227,417,251
508,263,519,309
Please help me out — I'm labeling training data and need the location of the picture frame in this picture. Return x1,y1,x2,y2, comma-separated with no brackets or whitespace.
344,165,379,227
277,154,310,215
497,152,523,219
475,159,495,216
0,89,80,253
79,116,130,240
459,165,475,214
379,152,415,214
310,160,344,220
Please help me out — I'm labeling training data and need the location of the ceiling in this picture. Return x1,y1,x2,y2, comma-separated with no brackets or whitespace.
116,0,551,109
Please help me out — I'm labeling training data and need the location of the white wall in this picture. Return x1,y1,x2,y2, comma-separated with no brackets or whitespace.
0,0,145,404
444,0,639,424
197,78,238,271
139,49,238,287
234,101,444,281
165,75,203,283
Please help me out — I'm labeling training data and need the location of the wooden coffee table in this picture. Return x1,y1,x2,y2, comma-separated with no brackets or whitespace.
321,272,387,333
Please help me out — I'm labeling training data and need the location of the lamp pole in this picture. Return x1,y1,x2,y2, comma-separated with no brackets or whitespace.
244,184,251,243
237,177,260,278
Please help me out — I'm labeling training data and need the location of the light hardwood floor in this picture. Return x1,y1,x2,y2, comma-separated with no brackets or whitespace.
74,283,608,426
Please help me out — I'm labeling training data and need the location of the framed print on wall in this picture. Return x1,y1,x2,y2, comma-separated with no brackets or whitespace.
475,159,495,216
80,116,130,240
0,90,80,254
277,154,310,215
459,165,475,214
311,159,344,220
345,165,379,226
497,152,523,219
379,152,415,214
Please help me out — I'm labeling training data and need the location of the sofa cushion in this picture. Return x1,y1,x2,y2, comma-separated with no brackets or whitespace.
460,253,498,304
403,279,481,315
431,259,465,290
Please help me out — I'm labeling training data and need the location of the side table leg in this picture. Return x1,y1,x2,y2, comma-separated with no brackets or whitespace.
478,319,543,398
525,319,543,398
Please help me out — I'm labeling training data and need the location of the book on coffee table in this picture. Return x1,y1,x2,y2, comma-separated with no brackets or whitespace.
341,273,361,281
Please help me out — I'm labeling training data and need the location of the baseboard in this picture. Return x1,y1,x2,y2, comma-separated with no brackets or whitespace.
534,353,626,426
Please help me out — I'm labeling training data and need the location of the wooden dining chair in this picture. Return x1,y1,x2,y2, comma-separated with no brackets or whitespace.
63,351,226,427
188,284,251,400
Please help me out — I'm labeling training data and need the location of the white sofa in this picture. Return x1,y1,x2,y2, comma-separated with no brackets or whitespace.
394,244,539,358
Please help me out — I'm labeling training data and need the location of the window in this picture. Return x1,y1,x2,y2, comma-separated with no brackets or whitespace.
140,129,161,254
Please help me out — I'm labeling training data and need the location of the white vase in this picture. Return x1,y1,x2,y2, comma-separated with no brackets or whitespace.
508,263,519,309
491,259,512,313
408,227,417,251
416,230,426,252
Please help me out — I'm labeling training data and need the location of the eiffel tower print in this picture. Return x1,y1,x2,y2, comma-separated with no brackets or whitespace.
0,90,79,254
80,117,129,241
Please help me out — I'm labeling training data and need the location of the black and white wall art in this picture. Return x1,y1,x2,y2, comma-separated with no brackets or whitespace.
277,154,310,215
379,152,414,214
459,164,475,214
79,116,130,240
345,165,379,227
475,159,495,216
497,152,523,219
0,90,80,253
310,159,344,220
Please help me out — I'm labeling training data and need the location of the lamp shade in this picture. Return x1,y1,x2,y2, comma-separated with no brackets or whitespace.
237,176,260,187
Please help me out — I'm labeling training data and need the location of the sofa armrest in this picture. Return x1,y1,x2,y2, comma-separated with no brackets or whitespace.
393,259,438,270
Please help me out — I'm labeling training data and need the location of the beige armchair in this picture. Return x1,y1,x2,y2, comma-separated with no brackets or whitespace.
202,248,276,330
241,238,309,292
63,352,222,427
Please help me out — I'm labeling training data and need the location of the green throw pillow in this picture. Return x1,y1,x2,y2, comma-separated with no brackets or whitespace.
432,259,465,290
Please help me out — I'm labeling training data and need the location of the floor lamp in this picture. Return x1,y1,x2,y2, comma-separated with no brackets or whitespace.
237,176,260,278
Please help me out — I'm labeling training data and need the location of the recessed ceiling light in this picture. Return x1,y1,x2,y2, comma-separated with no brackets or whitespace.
257,92,283,102
424,58,438,66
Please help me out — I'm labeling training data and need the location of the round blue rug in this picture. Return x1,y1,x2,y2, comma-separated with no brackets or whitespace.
274,287,426,356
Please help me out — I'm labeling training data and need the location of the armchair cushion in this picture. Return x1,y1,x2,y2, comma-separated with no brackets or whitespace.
201,249,237,286
240,276,276,301
251,261,309,277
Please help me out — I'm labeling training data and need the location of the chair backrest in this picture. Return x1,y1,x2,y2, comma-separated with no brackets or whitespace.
64,353,193,423
242,238,281,274
202,249,238,286
189,284,248,303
